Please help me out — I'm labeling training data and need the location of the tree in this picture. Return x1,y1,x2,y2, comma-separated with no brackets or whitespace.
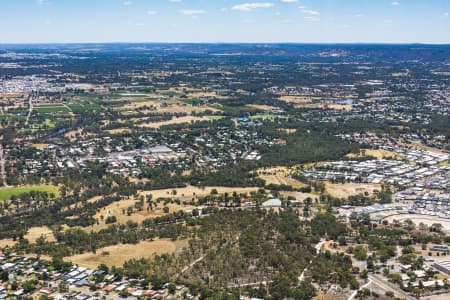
385,291,394,298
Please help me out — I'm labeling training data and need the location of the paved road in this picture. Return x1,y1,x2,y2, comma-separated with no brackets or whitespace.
24,96,33,126
369,274,416,300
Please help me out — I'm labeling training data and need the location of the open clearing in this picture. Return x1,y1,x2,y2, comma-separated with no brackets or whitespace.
384,214,450,233
294,103,353,110
313,294,347,300
347,149,405,160
279,95,313,104
106,128,132,134
31,143,51,149
138,116,217,128
92,185,259,231
24,226,56,243
140,185,259,200
0,238,17,248
257,166,306,188
0,185,60,201
246,104,280,111
94,202,197,231
325,182,380,198
280,191,317,202
278,128,297,134
66,239,188,268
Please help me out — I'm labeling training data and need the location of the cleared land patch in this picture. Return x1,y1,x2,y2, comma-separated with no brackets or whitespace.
384,215,450,233
94,202,196,231
257,166,306,188
347,149,405,160
138,116,214,128
66,239,188,269
246,104,280,111
24,226,56,243
0,239,17,249
92,186,259,231
324,182,380,198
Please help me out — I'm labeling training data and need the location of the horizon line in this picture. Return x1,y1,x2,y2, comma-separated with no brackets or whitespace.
1,41,450,46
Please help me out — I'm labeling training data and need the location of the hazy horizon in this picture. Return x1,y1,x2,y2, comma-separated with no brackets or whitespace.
1,0,449,44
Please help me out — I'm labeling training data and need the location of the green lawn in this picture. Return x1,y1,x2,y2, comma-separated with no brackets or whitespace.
0,185,60,201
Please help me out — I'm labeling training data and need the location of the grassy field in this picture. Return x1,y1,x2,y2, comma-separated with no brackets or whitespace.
257,166,306,188
325,182,380,198
347,149,405,160
69,103,102,112
250,114,276,120
0,185,60,201
66,239,188,268
34,105,71,113
91,185,259,231
138,116,213,128
24,226,56,243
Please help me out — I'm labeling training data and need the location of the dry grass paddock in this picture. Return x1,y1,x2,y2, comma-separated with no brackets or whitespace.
324,182,380,198
66,239,188,268
24,226,56,243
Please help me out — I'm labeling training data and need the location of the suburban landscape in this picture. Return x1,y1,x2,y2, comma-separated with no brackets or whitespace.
0,1,449,300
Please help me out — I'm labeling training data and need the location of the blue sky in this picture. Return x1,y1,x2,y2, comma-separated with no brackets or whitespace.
0,0,449,43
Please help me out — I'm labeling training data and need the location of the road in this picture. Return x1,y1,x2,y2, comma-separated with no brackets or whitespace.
369,274,416,300
25,96,33,126
0,145,7,187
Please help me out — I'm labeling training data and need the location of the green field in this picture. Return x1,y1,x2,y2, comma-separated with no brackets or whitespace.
69,103,102,112
35,105,70,113
0,185,60,201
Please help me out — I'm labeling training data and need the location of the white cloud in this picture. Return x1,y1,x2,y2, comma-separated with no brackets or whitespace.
123,1,132,6
301,9,320,15
169,0,182,2
391,1,400,5
179,9,206,15
232,2,274,12
147,10,158,15
281,0,298,3
444,12,449,17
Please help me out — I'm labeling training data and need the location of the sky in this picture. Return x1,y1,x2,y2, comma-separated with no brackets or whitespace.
0,0,449,44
